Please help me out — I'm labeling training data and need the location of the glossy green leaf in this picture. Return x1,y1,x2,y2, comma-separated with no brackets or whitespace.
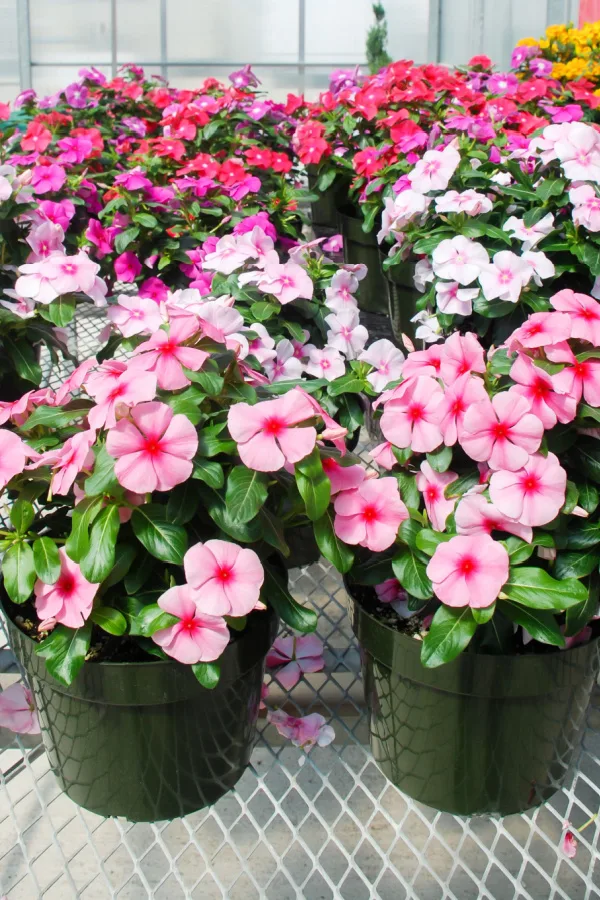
192,662,221,689
502,567,587,610
80,505,120,584
392,547,433,601
38,294,76,327
136,604,179,637
32,537,61,584
192,458,224,488
90,606,128,636
65,495,104,562
3,541,36,604
131,505,187,564
500,600,565,647
565,583,597,637
23,404,86,430
10,499,34,535
314,510,354,574
554,549,600,580
258,508,290,556
262,567,317,633
421,606,477,668
166,481,200,525
84,444,118,496
101,543,137,590
295,448,331,522
395,471,420,510
426,444,453,474
414,528,453,556
35,622,92,686
4,336,42,384
225,466,269,524
472,603,495,625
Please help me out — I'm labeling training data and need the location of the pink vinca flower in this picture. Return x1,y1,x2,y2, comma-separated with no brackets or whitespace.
106,401,198,493
107,295,164,337
506,311,572,350
461,392,543,471
0,683,40,735
263,338,303,382
479,251,530,303
427,533,509,609
554,122,600,181
562,830,578,859
321,457,366,494
34,548,98,627
334,477,408,552
114,251,142,283
325,309,368,359
202,234,254,274
438,373,488,445
553,356,600,407
0,430,28,488
267,710,335,751
266,634,325,690
431,236,489,286
227,389,317,472
435,281,479,316
132,317,209,390
550,289,600,346
503,213,554,250
455,493,532,542
416,461,458,531
47,429,96,495
359,339,404,392
88,367,157,430
489,451,567,526
440,332,485,384
152,585,229,664
570,184,600,232
380,376,444,453
324,269,359,313
184,539,264,617
408,142,460,193
304,346,346,382
259,260,314,304
509,354,576,429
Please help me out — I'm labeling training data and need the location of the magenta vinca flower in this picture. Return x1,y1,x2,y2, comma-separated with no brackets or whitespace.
227,389,317,472
34,548,98,627
0,683,40,735
334,477,408,552
152,585,229,664
266,635,325,690
106,401,198,493
184,540,264,617
461,392,544,472
427,534,509,609
489,452,567,527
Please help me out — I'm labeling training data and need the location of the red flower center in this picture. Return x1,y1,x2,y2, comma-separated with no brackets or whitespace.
362,505,378,522
458,555,477,576
144,438,163,456
57,572,76,595
532,377,549,398
408,403,424,422
217,566,232,582
160,340,177,357
264,417,284,436
492,422,509,440
426,486,439,501
523,474,539,493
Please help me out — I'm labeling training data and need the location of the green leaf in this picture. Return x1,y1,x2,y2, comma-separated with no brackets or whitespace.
351,555,395,585
197,425,236,457
166,481,200,525
133,212,158,228
32,537,61,584
500,600,565,647
579,482,600,515
263,566,317,633
580,241,600,276
250,301,278,321
317,168,337,191
503,533,554,565
4,336,42,384
314,510,354,574
90,606,127,636
426,445,452,474
188,369,224,397
395,471,420,510
3,542,36,604
565,582,597,637
502,567,588,610
38,294,76,327
443,472,479,499
554,549,600,580
258,508,290,556
225,465,269,524
65,495,104,562
295,449,331,522
114,226,140,254
566,519,600,550
80,505,120,584
136,604,179,637
421,606,477,668
10,499,34,534
84,444,118,496
192,458,224,488
415,528,453,557
225,615,247,632
561,481,579,515
535,178,565,202
192,662,221,689
327,374,366,397
392,547,433,601
131,505,187,564
472,603,495,625
23,404,86,430
398,519,422,551
35,622,92,686
101,543,137,590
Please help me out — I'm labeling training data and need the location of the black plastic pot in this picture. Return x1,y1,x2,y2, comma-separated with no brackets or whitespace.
308,170,341,231
381,255,419,345
4,603,278,821
337,207,388,314
349,590,600,816
284,524,321,569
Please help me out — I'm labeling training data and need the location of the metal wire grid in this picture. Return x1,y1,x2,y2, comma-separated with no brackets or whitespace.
0,307,600,899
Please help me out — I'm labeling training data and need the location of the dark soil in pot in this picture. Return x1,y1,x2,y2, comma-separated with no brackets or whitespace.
346,581,600,816
3,595,278,822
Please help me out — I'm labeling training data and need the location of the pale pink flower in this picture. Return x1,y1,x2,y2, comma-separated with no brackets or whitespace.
441,332,486,382
550,289,600,346
0,683,40,735
503,213,554,250
455,493,532,542
334,477,408,552
408,142,461,193
324,269,359,312
0,391,35,427
570,184,600,232
267,709,335,750
106,401,198,493
132,317,208,390
195,301,245,350
14,262,58,304
509,354,576,428
227,389,317,472
427,533,509,608
380,376,444,453
266,635,324,690
438,373,488,445
506,311,572,350
378,190,431,241
88,368,157,430
263,339,304,382
245,322,276,364
202,234,254,274
359,339,404,392
434,189,492,216
489,452,567,526
562,831,578,859
435,281,479,316
553,356,600,407
46,429,96,495
414,258,435,292
41,251,99,294
238,226,275,265
321,457,366,494
152,585,229,664
416,461,458,531
401,344,444,381
369,441,396,470
554,122,600,181
325,309,368,359
34,548,98,627
521,250,555,287
461,392,543,471
432,235,489,286
304,346,346,382
184,540,264,617
26,221,65,260
107,295,164,337
0,430,28,488
259,260,314,304
479,251,530,303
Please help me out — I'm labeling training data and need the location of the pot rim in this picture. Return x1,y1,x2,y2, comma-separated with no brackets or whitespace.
346,578,600,698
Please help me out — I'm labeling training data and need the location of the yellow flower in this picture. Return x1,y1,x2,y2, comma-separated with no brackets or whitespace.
517,37,538,47
539,39,550,50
